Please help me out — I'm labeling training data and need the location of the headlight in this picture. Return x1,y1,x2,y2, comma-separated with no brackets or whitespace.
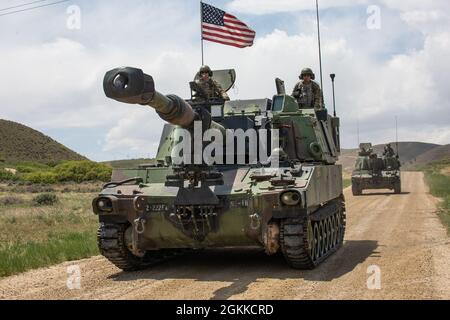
280,191,301,206
96,198,113,212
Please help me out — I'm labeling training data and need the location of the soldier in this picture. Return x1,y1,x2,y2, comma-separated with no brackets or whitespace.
292,68,323,110
192,65,230,102
383,144,395,157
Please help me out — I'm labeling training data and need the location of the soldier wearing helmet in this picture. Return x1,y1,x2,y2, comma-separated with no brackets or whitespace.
192,65,230,102
292,68,323,110
383,143,395,158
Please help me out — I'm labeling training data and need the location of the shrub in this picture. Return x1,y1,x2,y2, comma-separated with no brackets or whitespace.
24,172,58,184
0,196,24,206
15,162,51,174
0,169,18,182
15,165,35,174
1,161,112,185
53,161,112,183
32,193,59,206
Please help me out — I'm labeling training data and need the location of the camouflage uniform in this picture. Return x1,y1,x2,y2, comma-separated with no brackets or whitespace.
193,65,230,102
292,68,323,110
193,78,230,101
383,144,395,157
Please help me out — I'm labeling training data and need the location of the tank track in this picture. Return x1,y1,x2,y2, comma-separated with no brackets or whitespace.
352,183,362,196
280,198,346,269
394,180,401,194
97,222,187,271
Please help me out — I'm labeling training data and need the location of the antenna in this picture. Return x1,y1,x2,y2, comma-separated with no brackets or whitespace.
330,74,336,117
316,0,324,91
395,116,399,158
357,117,360,147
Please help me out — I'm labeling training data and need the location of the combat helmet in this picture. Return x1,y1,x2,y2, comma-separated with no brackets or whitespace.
199,65,213,77
300,68,315,80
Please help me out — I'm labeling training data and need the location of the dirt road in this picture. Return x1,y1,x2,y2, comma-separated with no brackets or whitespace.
1,172,449,300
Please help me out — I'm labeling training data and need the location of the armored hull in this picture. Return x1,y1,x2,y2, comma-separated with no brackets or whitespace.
95,164,345,270
351,171,401,195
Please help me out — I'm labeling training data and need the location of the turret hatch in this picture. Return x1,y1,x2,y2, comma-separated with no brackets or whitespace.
194,69,236,92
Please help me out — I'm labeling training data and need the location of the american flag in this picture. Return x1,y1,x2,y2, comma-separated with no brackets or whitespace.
201,2,256,48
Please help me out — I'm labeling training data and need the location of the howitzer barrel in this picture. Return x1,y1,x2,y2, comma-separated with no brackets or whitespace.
103,67,196,128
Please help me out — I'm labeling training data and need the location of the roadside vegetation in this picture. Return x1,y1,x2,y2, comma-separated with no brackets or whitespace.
343,178,352,189
0,159,111,277
342,169,353,189
422,158,450,233
0,160,112,184
0,183,101,277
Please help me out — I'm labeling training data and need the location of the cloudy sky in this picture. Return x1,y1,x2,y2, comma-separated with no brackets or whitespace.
1,0,449,161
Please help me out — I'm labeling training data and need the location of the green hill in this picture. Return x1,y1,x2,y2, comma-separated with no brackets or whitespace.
404,144,450,169
0,119,87,165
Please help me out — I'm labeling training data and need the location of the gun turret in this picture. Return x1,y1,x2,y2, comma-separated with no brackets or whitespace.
103,67,196,128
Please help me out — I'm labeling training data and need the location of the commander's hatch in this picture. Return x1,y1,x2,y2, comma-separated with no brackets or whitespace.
193,69,236,92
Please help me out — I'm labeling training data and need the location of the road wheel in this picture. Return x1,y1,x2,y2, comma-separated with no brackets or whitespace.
279,220,316,270
97,223,183,271
280,198,346,269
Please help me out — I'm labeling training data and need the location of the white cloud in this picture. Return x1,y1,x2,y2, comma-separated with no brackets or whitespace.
227,0,450,15
103,108,163,156
1,0,449,161
401,11,446,25
227,0,368,14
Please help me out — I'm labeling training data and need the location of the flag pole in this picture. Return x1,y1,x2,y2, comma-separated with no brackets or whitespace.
315,0,324,90
200,0,204,65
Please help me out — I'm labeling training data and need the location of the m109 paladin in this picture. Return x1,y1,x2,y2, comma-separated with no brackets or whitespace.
351,143,401,196
94,67,346,270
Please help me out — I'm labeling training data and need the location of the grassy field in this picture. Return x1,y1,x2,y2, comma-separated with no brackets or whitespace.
422,159,450,233
0,183,100,277
343,178,352,189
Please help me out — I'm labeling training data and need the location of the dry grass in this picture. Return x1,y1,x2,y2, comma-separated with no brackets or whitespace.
423,160,450,234
0,184,99,277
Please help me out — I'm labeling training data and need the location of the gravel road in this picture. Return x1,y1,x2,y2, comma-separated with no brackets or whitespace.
1,172,449,300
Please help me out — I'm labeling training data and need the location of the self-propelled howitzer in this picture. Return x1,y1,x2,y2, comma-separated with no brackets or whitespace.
351,143,401,195
94,68,346,271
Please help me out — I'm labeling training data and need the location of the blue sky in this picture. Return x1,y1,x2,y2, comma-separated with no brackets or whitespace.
1,0,449,161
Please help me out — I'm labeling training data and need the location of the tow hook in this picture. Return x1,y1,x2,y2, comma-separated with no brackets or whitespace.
249,213,261,230
131,217,147,257
134,217,147,235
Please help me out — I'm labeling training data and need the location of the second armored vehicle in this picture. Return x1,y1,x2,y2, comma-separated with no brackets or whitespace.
351,143,401,196
93,67,346,270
